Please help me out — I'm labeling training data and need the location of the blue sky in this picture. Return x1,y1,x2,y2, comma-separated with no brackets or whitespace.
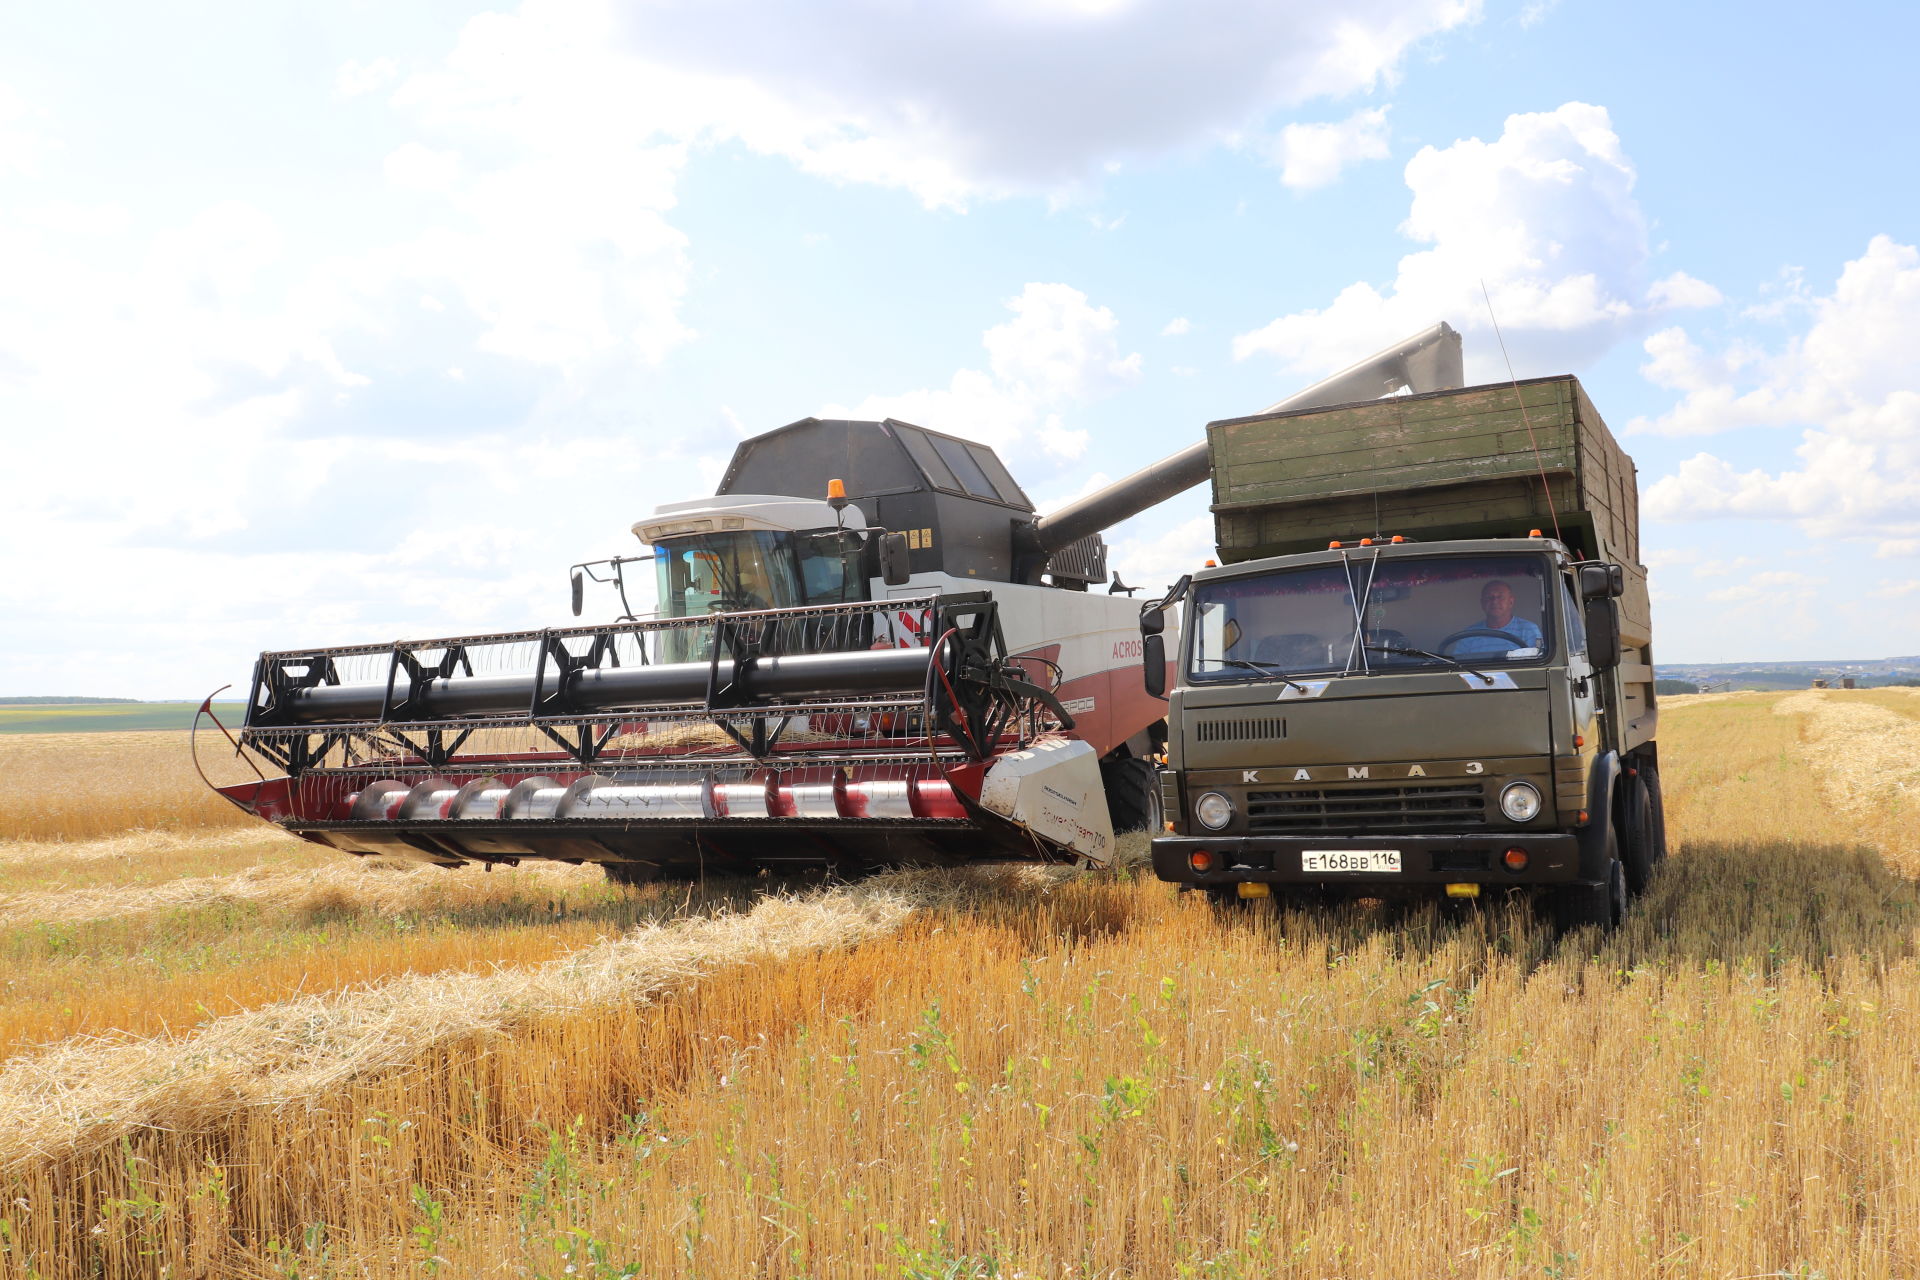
2,0,1916,698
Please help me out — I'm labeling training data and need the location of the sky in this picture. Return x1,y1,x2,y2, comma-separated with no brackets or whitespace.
2,0,1917,699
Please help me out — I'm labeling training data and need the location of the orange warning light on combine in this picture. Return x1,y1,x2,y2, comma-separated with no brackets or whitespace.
827,478,847,500
1529,528,1543,537
1204,558,1217,567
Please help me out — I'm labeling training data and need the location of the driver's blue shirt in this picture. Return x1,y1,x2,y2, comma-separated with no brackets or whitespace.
1452,615,1543,655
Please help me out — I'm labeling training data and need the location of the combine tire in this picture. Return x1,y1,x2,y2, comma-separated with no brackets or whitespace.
1102,755,1162,834
1547,830,1626,933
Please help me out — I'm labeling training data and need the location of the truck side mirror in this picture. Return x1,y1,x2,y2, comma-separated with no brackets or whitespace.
1576,562,1626,600
569,568,584,617
1584,596,1620,668
878,532,912,586
1143,632,1167,699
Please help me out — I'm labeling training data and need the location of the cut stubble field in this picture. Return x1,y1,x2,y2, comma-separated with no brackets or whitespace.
0,690,1915,1277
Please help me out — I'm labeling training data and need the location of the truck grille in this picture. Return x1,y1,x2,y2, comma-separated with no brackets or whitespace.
1246,782,1486,832
1195,717,1286,743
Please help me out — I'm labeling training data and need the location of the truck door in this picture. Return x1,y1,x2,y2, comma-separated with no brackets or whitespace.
1562,578,1598,736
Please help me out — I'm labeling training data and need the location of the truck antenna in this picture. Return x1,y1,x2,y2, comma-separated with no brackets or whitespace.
1480,279,1563,545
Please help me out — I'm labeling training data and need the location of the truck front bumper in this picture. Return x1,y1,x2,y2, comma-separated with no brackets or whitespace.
1150,833,1581,887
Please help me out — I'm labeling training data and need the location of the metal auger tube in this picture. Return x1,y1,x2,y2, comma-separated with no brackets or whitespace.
281,646,939,724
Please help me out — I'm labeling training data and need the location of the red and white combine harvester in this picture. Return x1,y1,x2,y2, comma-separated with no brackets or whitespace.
204,326,1462,881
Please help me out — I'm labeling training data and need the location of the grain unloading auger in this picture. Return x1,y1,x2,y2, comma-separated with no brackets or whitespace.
203,323,1463,881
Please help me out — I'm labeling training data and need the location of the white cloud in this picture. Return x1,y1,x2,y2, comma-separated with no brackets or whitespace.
606,0,1480,206
1232,102,1716,381
335,57,400,98
1518,0,1559,27
1705,569,1822,605
1641,237,1920,553
1161,317,1192,336
826,283,1141,464
0,82,50,178
1267,107,1392,191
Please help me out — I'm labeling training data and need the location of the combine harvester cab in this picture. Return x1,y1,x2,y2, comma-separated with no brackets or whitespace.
209,418,1163,881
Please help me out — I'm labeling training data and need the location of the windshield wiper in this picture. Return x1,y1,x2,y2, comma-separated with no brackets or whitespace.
1203,658,1309,694
1364,643,1495,686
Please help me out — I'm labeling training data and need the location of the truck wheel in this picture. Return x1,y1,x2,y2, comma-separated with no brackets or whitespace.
1620,777,1656,896
1102,755,1162,834
1548,832,1626,933
1644,762,1668,865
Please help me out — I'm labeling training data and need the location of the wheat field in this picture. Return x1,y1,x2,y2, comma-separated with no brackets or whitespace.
0,691,1913,1277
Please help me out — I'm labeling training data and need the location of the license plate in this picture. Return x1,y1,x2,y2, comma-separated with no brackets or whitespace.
1301,849,1402,874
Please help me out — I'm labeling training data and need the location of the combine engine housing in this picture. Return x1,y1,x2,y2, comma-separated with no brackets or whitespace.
217,594,1119,878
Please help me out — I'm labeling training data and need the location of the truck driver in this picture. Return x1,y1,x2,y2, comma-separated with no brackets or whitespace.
1453,579,1543,655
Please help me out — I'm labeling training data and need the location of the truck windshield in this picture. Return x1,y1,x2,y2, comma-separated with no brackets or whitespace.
1188,553,1554,682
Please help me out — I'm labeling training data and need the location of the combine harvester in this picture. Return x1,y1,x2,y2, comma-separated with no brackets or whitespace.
202,326,1464,882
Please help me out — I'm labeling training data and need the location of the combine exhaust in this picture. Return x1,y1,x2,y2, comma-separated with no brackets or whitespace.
209,594,1111,880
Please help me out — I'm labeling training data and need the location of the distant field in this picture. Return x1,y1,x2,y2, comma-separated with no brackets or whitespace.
0,702,248,734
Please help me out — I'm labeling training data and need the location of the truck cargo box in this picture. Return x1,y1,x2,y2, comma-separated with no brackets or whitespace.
1208,375,1638,568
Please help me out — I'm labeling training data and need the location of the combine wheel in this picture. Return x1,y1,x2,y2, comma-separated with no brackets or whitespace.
1102,755,1162,834
1546,830,1626,934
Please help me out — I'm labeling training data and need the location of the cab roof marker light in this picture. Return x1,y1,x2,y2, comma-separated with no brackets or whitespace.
1359,538,1374,546
1329,540,1342,549
1390,535,1405,543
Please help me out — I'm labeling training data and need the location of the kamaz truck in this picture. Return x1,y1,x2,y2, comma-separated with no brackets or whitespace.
1139,374,1665,930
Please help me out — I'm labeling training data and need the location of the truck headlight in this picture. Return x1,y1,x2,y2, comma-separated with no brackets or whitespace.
1195,791,1234,830
1499,781,1542,823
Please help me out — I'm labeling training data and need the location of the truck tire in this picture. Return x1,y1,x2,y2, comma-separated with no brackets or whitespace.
1548,830,1626,933
1620,776,1656,895
1102,755,1162,834
1644,762,1668,865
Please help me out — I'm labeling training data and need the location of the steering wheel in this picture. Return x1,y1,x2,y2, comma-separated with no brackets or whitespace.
1436,627,1528,656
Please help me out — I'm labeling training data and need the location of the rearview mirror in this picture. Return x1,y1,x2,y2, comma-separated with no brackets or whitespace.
879,531,912,586
1143,632,1167,699
1584,596,1620,669
569,568,584,617
1577,562,1625,600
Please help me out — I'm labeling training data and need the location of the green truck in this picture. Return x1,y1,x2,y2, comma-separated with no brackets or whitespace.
1139,375,1664,929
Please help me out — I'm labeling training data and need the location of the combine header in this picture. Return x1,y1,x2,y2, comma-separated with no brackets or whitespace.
204,325,1464,881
